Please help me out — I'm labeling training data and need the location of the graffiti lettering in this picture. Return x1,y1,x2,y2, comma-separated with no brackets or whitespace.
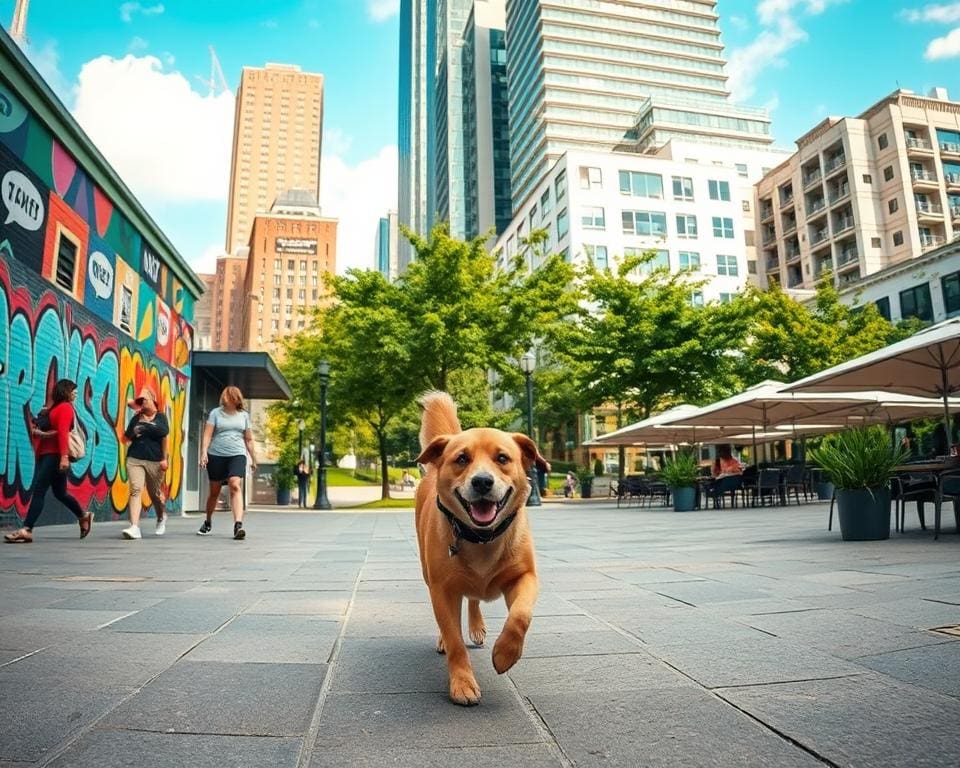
142,247,160,282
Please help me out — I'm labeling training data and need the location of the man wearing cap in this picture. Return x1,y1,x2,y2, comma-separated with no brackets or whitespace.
121,387,169,539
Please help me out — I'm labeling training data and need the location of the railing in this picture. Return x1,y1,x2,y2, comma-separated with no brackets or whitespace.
803,170,822,188
781,219,797,234
940,141,960,154
780,193,795,207
810,228,830,245
813,259,832,277
920,233,946,248
906,137,933,150
785,248,801,262
916,201,944,215
837,248,859,266
911,169,937,182
834,216,855,233
806,198,826,216
766,257,780,271
761,229,777,245
760,206,775,221
787,274,803,288
824,154,846,173
946,172,960,186
951,205,960,219
828,186,850,204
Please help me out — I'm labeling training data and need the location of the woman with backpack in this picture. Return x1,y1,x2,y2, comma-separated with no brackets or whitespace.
4,379,92,543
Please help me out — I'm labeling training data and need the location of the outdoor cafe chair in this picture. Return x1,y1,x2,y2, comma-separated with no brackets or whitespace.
782,464,809,505
891,472,934,533
933,470,960,540
706,475,743,508
752,468,783,507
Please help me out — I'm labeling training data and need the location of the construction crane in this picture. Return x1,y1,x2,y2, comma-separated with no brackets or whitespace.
10,0,29,44
195,45,230,96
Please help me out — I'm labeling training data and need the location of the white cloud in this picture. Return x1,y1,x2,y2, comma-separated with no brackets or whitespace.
366,0,400,22
120,2,165,23
904,3,960,23
925,26,960,57
728,0,847,102
128,36,149,52
72,55,234,203
190,243,224,275
320,144,398,274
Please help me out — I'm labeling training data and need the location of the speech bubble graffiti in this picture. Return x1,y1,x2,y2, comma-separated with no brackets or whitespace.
0,85,28,134
2,170,44,231
156,307,170,345
88,251,114,299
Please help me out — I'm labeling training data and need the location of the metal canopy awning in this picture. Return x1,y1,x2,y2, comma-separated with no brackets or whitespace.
190,351,292,400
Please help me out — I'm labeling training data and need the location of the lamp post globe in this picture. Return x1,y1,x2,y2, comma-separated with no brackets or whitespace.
313,360,332,510
519,351,542,507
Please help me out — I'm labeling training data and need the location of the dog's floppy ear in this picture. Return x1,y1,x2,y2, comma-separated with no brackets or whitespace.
512,434,551,474
416,436,450,467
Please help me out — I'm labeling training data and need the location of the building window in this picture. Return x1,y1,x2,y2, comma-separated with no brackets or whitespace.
871,237,882,248
529,204,538,229
672,176,694,201
735,163,749,178
555,170,567,201
581,206,606,229
893,230,904,246
745,230,755,247
53,231,79,294
631,248,670,273
556,208,568,239
712,217,735,238
742,200,751,212
942,272,960,316
273,288,281,300
580,166,602,190
287,259,295,270
118,285,133,333
884,165,895,182
691,291,705,307
717,254,739,276
622,210,668,236
748,260,757,275
863,174,872,184
300,260,307,271
312,289,319,300
676,214,698,238
274,258,282,270
313,261,319,271
584,244,608,270
299,289,306,300
708,180,731,201
899,283,933,322
678,251,700,271
878,133,889,150
540,188,551,216
875,296,891,320
719,292,735,304
619,170,663,198
287,288,293,299
888,198,899,214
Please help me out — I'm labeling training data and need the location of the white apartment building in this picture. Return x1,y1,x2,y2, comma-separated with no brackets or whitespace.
757,88,960,293
494,143,789,302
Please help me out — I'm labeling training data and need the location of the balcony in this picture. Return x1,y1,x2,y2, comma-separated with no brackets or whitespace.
916,201,944,217
760,205,775,222
911,169,939,187
781,219,797,235
951,205,960,220
803,170,823,189
946,172,960,189
813,258,833,278
920,233,946,249
766,256,780,272
828,185,850,205
780,193,795,209
761,229,777,246
785,247,801,263
787,273,804,288
837,248,859,268
906,136,933,152
940,140,960,155
824,154,847,175
833,216,855,235
810,228,831,248
806,198,827,217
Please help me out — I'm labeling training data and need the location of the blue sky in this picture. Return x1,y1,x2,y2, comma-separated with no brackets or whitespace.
3,0,960,274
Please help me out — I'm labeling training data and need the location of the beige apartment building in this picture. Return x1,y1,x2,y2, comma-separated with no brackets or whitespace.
192,273,216,350
239,192,337,354
224,63,324,255
211,255,247,351
757,88,960,292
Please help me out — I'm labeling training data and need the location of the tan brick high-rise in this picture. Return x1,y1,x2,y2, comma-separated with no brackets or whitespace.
225,63,324,255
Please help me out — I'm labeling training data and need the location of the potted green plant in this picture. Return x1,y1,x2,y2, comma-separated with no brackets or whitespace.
810,426,907,541
593,458,604,477
660,452,700,512
575,466,594,498
273,464,295,506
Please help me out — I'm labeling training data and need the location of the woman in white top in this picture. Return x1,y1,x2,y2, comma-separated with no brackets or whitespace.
198,386,257,540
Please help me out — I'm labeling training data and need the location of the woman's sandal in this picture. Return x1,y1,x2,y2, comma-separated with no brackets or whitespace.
4,528,33,543
79,512,93,539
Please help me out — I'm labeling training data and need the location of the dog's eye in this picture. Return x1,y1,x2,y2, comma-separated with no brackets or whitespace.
496,452,510,464
455,452,470,465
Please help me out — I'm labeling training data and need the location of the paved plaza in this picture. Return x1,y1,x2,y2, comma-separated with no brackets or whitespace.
1,501,959,767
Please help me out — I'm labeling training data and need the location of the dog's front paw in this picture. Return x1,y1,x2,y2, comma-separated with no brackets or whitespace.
468,619,486,647
492,629,524,674
449,673,482,706
436,635,446,654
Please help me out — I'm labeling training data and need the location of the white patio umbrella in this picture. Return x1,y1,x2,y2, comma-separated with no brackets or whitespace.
782,318,960,447
585,404,732,447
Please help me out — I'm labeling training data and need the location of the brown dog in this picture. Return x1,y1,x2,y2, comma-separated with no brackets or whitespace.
415,391,547,705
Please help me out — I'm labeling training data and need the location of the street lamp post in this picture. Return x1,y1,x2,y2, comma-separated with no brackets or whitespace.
313,360,332,510
519,351,542,507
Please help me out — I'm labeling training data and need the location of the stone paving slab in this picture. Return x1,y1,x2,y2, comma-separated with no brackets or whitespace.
46,729,302,768
857,640,960,698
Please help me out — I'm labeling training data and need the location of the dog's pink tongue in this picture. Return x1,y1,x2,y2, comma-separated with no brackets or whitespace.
470,500,497,525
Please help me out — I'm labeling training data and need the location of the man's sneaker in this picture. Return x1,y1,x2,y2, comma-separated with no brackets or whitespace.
155,517,166,536
121,525,142,540
197,519,212,536
233,521,246,540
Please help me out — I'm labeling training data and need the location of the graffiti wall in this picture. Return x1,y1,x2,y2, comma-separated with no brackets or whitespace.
0,70,195,524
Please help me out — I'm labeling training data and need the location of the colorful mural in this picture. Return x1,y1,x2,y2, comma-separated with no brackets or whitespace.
0,68,196,523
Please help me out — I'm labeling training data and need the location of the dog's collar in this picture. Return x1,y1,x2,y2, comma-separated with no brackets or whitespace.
437,495,517,556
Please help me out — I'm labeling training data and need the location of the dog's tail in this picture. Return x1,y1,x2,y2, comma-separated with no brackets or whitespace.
419,391,461,448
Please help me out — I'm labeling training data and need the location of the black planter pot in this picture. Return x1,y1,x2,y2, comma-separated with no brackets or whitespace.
672,486,696,512
580,480,593,499
816,481,835,501
276,488,292,506
836,487,891,541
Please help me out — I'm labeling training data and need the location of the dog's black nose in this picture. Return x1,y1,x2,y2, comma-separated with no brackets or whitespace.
471,472,494,495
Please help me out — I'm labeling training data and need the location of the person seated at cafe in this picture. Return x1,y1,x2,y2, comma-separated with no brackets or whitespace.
712,444,744,478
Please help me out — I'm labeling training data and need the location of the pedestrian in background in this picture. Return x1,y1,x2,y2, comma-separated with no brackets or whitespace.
121,387,169,540
198,386,257,540
4,379,92,543
296,460,310,508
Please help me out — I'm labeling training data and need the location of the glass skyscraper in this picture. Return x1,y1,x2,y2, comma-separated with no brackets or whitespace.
504,0,773,208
